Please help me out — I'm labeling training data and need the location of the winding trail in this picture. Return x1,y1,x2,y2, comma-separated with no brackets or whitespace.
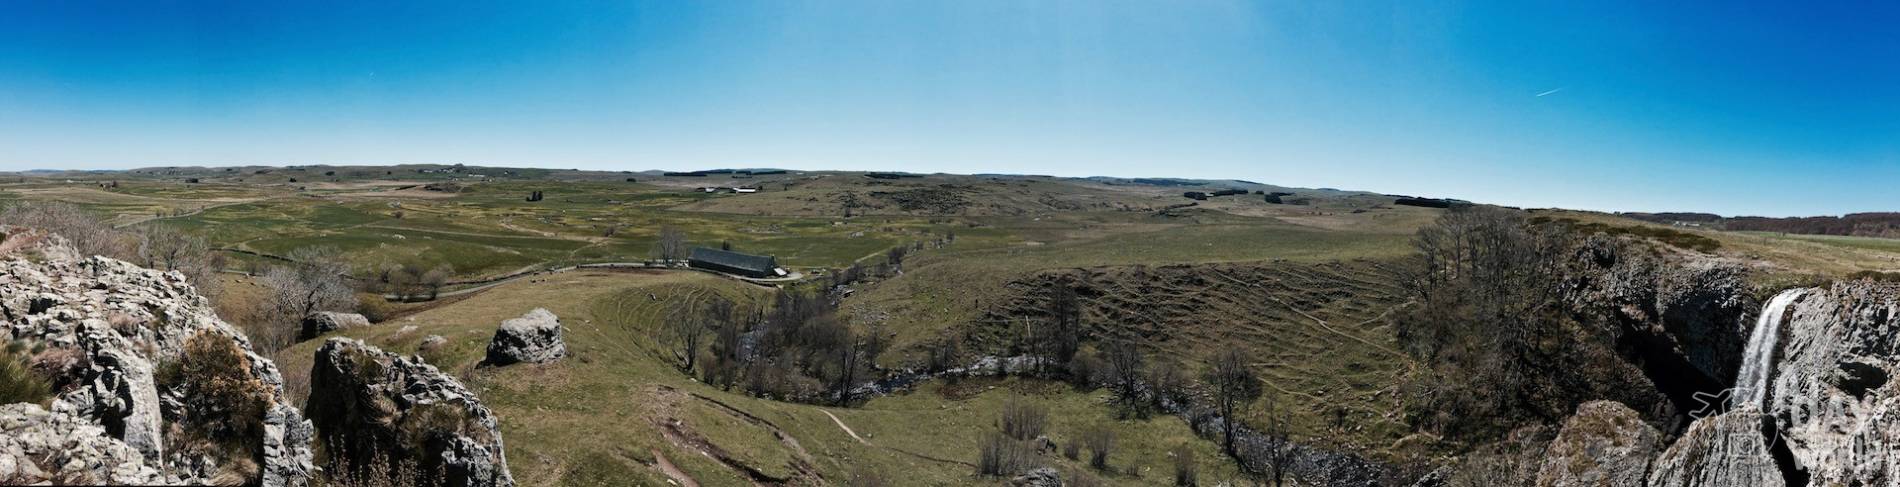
649,449,700,487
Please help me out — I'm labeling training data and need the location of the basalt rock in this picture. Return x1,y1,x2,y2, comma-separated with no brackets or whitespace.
307,338,514,487
0,228,315,486
483,308,565,366
299,311,371,340
1535,401,1660,487
1646,409,1784,487
1761,281,1900,485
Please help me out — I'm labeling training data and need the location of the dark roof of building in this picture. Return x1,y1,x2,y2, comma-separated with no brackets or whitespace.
688,247,777,273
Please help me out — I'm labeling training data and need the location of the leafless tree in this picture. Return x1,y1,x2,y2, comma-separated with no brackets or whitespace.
664,300,715,373
255,246,357,352
419,265,451,300
1204,348,1262,459
652,225,689,263
1148,359,1188,412
1171,443,1197,487
1257,395,1296,487
1101,341,1147,418
0,201,130,259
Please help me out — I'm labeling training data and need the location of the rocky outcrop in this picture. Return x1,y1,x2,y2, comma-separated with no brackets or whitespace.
0,403,165,484
1647,409,1784,487
0,231,315,486
1762,281,1900,485
483,308,565,366
299,311,371,340
1535,401,1660,487
307,338,514,487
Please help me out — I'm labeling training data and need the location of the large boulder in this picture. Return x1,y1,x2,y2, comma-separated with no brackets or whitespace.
0,403,165,484
0,231,315,486
483,308,565,366
299,311,371,340
307,338,514,487
1646,409,1784,487
1761,282,1900,485
1535,401,1661,487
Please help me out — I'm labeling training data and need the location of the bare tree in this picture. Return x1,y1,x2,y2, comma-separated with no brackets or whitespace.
1171,443,1197,487
1204,348,1262,459
999,396,1048,441
420,265,451,300
255,246,358,352
1258,395,1296,487
1101,341,1147,418
652,226,689,263
0,201,130,259
664,300,714,373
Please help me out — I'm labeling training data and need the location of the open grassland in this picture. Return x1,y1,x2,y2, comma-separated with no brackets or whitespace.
274,270,1245,486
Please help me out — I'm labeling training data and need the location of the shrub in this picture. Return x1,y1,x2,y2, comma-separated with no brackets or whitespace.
1081,425,1115,470
999,397,1048,441
0,342,52,405
1171,443,1197,486
157,331,275,481
976,431,1036,477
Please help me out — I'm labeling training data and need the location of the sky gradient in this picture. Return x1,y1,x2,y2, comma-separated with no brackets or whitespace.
2,1,1897,217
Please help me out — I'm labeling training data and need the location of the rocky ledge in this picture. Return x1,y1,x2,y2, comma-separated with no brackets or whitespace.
0,229,315,485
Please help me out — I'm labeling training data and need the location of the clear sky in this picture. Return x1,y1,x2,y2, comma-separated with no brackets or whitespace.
2,1,1896,217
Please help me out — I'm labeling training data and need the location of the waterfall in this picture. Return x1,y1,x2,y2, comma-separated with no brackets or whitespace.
1733,288,1807,409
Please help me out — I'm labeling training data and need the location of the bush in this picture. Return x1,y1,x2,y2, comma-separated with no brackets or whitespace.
157,331,275,480
999,397,1048,441
1081,425,1115,470
976,431,1036,477
0,342,52,405
1171,443,1197,486
355,295,395,323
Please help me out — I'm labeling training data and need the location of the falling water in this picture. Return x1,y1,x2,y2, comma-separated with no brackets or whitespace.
1733,288,1808,409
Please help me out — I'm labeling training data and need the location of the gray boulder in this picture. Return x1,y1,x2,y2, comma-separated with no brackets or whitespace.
308,338,514,487
0,403,166,485
1535,401,1660,487
299,311,371,340
483,308,565,366
1009,466,1062,487
1646,409,1784,487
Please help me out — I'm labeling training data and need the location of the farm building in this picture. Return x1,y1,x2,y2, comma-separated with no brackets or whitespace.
688,247,785,278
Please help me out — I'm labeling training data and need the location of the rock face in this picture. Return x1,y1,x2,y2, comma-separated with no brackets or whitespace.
299,311,371,340
0,403,165,484
1762,281,1900,485
1647,409,1785,487
307,338,514,487
483,308,565,366
0,230,315,486
1535,401,1661,487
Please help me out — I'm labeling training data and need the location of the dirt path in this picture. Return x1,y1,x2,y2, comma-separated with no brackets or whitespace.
650,449,701,487
819,409,869,445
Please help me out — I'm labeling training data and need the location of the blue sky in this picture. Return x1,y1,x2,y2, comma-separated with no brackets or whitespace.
2,1,1896,216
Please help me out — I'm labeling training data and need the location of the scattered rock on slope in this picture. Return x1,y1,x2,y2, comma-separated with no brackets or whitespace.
299,311,371,340
1009,466,1062,487
307,338,514,487
0,229,315,486
483,308,565,366
1535,400,1660,487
